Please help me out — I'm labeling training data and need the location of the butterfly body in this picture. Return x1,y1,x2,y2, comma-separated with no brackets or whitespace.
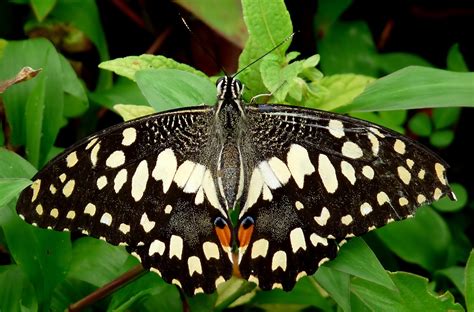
17,75,454,295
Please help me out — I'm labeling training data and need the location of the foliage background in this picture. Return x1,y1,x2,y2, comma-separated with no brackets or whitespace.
0,0,473,311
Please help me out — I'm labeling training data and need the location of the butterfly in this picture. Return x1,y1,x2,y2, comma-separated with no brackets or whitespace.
16,75,455,295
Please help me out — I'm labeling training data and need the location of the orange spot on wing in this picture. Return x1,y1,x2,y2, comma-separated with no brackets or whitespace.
238,223,254,248
215,224,231,248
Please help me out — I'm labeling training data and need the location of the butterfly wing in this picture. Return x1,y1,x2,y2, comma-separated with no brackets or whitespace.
16,106,233,295
237,104,454,290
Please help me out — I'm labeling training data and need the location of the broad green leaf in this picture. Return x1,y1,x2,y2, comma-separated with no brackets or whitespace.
315,0,352,34
376,207,451,271
50,0,111,89
0,122,4,146
0,39,64,167
447,43,468,72
114,104,156,121
408,112,432,137
3,212,71,306
466,250,474,312
342,66,474,112
0,178,31,207
328,237,395,290
31,0,56,21
351,272,463,311
89,77,149,109
239,0,292,98
378,110,407,127
187,293,217,312
140,287,182,312
59,54,88,117
319,21,377,76
0,148,36,179
435,266,466,297
0,265,38,312
311,74,375,111
314,266,351,312
135,69,215,111
432,183,467,212
375,53,432,73
215,278,255,309
432,107,461,129
99,55,207,81
175,0,247,48
430,130,454,148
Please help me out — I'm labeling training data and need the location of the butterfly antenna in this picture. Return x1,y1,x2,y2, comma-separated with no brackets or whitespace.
232,32,295,78
179,14,228,76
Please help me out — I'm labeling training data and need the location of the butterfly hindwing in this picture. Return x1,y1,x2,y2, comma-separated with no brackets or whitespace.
237,104,454,289
17,106,233,295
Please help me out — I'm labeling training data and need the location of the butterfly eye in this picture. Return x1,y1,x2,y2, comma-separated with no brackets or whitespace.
214,216,227,228
240,216,254,228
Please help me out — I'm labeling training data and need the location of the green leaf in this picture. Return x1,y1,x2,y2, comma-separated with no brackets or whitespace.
135,69,215,111
238,0,293,98
429,130,455,148
351,272,463,311
375,53,433,73
0,148,37,179
59,54,88,117
175,0,247,48
432,183,467,212
89,77,149,110
31,0,56,21
319,21,377,76
466,250,474,312
408,112,432,137
328,237,395,290
376,207,452,271
342,66,474,113
99,55,208,81
0,178,31,207
187,293,218,312
435,266,466,297
378,110,408,127
114,104,156,121
0,265,38,312
315,0,352,34
432,107,461,129
447,43,468,72
311,74,375,111
314,266,351,311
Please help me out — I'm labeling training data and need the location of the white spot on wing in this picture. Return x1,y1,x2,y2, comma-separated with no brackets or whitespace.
174,160,195,188
31,179,41,202
152,148,177,193
377,191,390,206
149,239,165,256
203,241,220,260
271,250,287,271
114,169,127,193
183,163,206,193
35,204,43,215
50,208,59,218
90,143,100,167
187,256,203,276
258,161,282,189
202,169,223,212
362,166,374,179
140,212,155,233
433,187,442,200
122,127,137,146
287,144,315,189
418,169,426,180
84,203,96,216
131,160,149,201
251,239,269,259
106,150,126,168
318,154,338,193
96,176,107,190
169,235,183,260
85,137,98,150
268,157,291,185
119,223,130,234
328,119,345,138
164,204,172,214
394,139,406,154
341,214,353,225
360,202,373,216
367,133,379,156
66,152,78,168
295,201,304,210
397,166,411,185
341,142,363,159
417,194,426,204
310,233,328,246
435,163,447,185
399,197,409,206
62,180,75,197
314,207,330,226
244,167,264,210
290,227,307,253
340,160,356,185
100,212,112,226
66,210,76,219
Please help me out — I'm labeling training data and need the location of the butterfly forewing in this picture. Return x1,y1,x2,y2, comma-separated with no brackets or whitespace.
17,107,233,295
236,104,454,290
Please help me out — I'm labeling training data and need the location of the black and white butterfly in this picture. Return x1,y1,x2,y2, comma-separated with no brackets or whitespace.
17,75,455,295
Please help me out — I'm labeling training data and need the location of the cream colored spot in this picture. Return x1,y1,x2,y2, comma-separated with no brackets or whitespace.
433,188,442,200
262,184,272,201
367,133,379,156
394,139,406,154
248,275,259,285
418,169,426,180
169,235,183,260
368,225,377,231
194,288,204,295
268,156,291,185
130,251,141,262
341,214,353,225
272,283,283,289
85,137,98,150
164,204,172,214
35,204,43,215
50,208,59,218
96,176,107,190
362,165,375,180
417,194,427,204
259,160,282,189
100,212,112,226
152,148,178,193
377,191,390,206
310,233,328,247
342,141,363,159
66,210,76,219
106,150,126,168
150,267,161,277
171,279,182,288
62,180,75,197
360,202,373,216
140,212,155,233
49,184,57,194
188,256,203,276
399,197,409,206
435,163,447,185
406,159,414,169
369,127,385,138
340,160,356,185
328,119,345,138
318,154,338,193
295,201,304,210
215,276,226,288
114,169,127,193
251,239,269,259
84,203,96,216
287,144,315,189
271,250,287,271
173,160,195,188
119,223,130,234
66,151,78,168
184,163,206,193
195,187,204,205
202,169,221,211
296,271,307,281
59,173,67,183
244,167,264,210
131,160,149,202
290,227,307,253
122,127,137,146
318,257,330,266
203,241,220,260
90,143,100,167
397,166,411,185
31,179,41,202
314,207,330,226
149,239,165,256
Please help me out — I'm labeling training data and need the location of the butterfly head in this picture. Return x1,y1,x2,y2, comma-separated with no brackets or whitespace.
216,76,243,101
